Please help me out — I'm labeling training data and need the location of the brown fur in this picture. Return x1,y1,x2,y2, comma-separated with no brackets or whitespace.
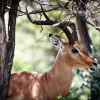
7,38,96,100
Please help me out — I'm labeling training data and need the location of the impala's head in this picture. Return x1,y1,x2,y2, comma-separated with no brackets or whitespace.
49,22,98,72
49,33,98,73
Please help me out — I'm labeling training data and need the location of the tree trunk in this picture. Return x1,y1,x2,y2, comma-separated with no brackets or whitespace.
0,0,7,99
0,0,20,99
0,17,7,100
76,0,92,53
77,18,92,53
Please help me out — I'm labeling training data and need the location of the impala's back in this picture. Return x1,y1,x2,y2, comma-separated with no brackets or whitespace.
7,72,44,100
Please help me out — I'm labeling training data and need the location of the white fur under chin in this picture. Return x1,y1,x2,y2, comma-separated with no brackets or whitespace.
72,68,76,75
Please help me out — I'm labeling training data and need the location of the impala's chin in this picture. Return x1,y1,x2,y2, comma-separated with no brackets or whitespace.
88,67,96,73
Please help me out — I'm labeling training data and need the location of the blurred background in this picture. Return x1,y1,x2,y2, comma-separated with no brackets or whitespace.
10,0,100,100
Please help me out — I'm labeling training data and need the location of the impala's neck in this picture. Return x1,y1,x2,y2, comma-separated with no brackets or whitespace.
50,49,74,77
44,49,74,98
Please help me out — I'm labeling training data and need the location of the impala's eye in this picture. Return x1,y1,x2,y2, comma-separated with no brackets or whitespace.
72,48,79,54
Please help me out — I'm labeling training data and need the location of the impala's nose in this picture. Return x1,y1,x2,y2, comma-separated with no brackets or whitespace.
88,62,98,72
92,62,98,67
92,62,98,70
49,34,52,37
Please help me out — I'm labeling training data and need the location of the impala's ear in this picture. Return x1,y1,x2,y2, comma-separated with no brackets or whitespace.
49,34,64,48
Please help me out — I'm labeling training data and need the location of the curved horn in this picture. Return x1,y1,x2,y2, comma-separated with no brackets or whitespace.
26,7,78,44
69,22,78,41
58,22,75,44
55,21,78,44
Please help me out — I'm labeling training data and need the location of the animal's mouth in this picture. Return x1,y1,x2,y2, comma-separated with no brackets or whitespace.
88,67,96,73
88,61,98,73
88,66,97,73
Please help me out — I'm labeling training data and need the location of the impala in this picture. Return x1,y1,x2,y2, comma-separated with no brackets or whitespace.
7,34,98,100
7,9,98,100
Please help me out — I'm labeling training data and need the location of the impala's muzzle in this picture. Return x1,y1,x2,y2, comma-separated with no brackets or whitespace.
88,62,98,72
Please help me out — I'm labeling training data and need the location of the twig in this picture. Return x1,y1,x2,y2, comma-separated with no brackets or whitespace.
36,26,52,43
